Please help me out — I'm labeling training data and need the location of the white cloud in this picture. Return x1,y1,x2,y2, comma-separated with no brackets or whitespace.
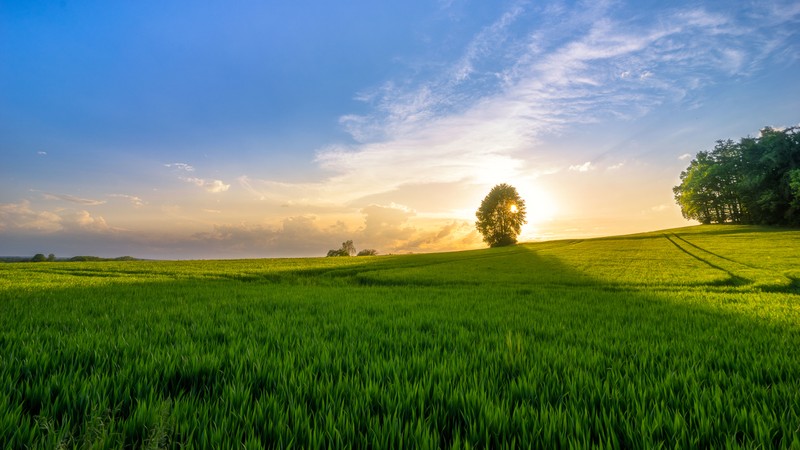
678,153,692,160
569,162,594,172
181,177,230,193
165,163,195,172
37,151,47,156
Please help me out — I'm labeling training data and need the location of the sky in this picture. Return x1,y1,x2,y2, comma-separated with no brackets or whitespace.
1,0,799,259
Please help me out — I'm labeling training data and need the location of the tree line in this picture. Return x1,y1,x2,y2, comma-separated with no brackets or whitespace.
0,254,139,263
326,240,378,257
673,126,800,226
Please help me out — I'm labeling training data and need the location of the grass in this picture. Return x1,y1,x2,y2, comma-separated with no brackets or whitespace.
1,224,799,448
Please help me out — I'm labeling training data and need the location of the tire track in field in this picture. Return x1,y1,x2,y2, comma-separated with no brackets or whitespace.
670,234,760,269
662,234,748,286
664,233,794,291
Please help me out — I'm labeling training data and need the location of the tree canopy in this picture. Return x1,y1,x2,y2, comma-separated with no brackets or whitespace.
475,183,527,247
673,126,800,226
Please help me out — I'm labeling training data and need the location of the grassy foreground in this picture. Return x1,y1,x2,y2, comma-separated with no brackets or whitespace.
1,225,799,449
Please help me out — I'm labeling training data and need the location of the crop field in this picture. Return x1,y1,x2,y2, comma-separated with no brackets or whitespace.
1,224,799,449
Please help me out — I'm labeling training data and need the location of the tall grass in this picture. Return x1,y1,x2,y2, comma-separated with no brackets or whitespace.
1,225,799,448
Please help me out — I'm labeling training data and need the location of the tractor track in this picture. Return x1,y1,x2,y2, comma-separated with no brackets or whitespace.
663,232,795,291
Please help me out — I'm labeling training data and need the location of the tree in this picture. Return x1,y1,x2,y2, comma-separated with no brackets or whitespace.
475,183,527,247
47,253,56,262
357,249,378,256
31,253,46,262
326,240,356,257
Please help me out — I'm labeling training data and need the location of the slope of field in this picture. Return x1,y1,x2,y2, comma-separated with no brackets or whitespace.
1,225,799,448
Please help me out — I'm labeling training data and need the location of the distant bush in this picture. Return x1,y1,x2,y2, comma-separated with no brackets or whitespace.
31,253,47,262
326,240,356,257
70,256,103,262
67,256,139,261
357,249,378,256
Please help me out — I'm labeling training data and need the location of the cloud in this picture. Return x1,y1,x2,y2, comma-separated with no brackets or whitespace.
239,2,797,212
37,151,47,156
109,194,145,207
607,162,625,170
165,162,195,172
181,177,230,193
0,200,62,232
188,205,480,257
0,201,114,234
569,162,593,172
41,192,106,206
360,203,416,244
678,153,693,160
71,210,111,232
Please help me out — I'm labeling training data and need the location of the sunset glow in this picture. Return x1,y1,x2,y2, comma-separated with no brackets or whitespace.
1,1,798,259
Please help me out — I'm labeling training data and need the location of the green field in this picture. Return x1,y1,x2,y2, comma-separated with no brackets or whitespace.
2,225,799,449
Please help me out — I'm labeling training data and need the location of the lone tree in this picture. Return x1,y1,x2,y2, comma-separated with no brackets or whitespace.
475,183,527,247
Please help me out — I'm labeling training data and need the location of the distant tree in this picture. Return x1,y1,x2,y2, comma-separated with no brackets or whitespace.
326,240,357,257
31,253,46,262
475,183,527,247
357,249,378,256
47,253,56,262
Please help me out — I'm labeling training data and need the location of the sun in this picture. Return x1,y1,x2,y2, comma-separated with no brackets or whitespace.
520,185,558,225
509,204,519,213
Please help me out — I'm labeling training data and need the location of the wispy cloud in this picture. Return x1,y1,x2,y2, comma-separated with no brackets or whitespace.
678,153,693,160
37,151,47,156
108,194,145,207
181,177,230,193
243,1,798,211
164,162,195,172
41,192,106,206
607,162,625,170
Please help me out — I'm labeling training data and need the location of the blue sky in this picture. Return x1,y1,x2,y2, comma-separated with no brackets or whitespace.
1,0,799,258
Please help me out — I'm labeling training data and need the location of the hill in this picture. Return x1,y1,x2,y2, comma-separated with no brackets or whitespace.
1,225,799,448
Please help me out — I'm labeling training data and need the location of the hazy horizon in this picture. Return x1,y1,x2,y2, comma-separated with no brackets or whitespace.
2,1,799,259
